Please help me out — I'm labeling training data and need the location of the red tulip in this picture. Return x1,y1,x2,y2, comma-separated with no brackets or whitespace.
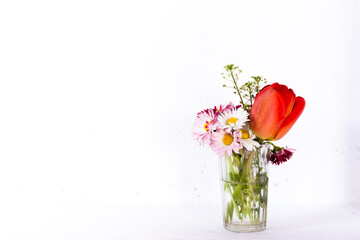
250,83,305,141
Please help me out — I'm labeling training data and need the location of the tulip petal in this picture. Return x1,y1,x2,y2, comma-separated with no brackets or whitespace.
271,83,296,117
250,86,287,140
272,96,306,140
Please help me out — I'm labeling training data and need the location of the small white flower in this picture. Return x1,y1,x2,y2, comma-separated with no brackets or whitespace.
236,128,260,151
217,107,249,131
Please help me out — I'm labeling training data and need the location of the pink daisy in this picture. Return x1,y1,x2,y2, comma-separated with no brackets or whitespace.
193,108,217,145
213,102,235,118
210,129,242,157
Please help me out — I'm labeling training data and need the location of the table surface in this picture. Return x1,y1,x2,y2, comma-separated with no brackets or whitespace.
1,202,359,239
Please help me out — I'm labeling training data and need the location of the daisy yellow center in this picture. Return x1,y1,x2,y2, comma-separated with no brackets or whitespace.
240,130,249,139
203,121,211,132
226,117,238,125
222,133,234,146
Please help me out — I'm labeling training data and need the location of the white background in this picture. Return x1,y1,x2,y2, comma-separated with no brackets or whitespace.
0,0,359,239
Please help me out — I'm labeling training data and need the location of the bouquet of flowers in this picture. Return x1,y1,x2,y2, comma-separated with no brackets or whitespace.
193,64,305,231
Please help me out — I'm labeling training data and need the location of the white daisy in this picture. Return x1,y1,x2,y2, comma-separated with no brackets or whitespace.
236,128,260,151
217,107,249,131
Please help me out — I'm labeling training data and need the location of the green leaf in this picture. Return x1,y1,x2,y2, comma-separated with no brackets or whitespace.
227,201,234,222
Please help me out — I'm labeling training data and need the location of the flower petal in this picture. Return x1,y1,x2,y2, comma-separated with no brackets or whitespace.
272,83,296,117
250,85,287,139
272,96,306,140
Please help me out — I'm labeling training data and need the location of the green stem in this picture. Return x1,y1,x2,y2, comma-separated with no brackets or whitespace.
265,141,276,147
226,184,242,220
227,156,236,180
249,89,253,108
240,151,257,224
226,151,266,224
263,141,281,151
248,204,255,223
230,70,246,108
240,151,255,182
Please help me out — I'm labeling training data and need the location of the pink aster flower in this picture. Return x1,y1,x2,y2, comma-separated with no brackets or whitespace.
213,102,235,117
269,148,295,165
210,129,242,157
193,108,218,145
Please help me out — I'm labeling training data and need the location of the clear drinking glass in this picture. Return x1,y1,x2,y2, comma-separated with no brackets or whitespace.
218,145,270,232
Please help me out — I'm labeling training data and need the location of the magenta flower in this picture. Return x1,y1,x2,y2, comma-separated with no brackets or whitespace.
213,102,234,117
193,103,236,146
269,148,295,165
193,108,218,146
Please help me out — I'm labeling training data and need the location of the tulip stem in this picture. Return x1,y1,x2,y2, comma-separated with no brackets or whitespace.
249,93,253,108
230,70,246,109
264,141,281,151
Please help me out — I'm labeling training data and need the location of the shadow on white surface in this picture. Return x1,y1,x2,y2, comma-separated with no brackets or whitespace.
0,202,359,239
266,205,360,239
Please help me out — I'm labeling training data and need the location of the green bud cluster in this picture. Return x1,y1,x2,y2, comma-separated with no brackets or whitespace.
222,64,267,111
